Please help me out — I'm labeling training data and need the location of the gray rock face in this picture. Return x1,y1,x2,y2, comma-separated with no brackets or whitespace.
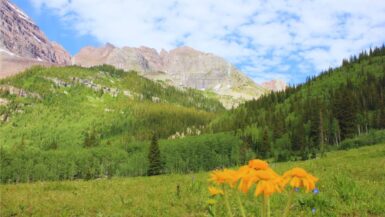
0,0,71,78
0,0,280,107
73,44,268,107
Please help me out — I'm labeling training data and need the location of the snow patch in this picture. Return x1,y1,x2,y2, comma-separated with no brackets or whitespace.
7,1,33,23
213,84,222,91
32,34,43,43
0,48,16,56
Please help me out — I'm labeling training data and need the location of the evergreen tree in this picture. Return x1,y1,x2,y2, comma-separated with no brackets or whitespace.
147,133,163,176
333,88,357,140
260,128,270,158
319,109,325,153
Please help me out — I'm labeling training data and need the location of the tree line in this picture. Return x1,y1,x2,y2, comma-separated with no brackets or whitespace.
210,45,385,160
0,133,246,183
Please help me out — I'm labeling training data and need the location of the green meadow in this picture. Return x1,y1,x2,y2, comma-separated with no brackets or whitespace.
1,144,384,217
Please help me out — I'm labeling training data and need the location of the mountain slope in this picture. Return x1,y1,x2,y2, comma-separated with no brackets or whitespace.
73,44,269,107
0,0,71,78
0,65,224,148
210,46,385,158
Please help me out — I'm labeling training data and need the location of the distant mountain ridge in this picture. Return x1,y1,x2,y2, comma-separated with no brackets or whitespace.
0,0,286,107
73,43,272,107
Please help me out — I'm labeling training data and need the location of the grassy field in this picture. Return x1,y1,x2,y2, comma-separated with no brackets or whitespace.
1,144,385,217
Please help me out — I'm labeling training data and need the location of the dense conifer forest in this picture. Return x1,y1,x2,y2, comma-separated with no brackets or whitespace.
210,45,385,160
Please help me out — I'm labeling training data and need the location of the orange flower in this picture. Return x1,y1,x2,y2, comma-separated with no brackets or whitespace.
254,169,282,196
238,167,282,196
237,159,271,193
248,159,269,170
208,186,224,196
254,179,282,196
281,167,319,192
238,167,257,193
209,169,239,188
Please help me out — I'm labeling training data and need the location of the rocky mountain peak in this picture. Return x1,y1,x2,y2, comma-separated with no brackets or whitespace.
0,1,282,108
261,79,287,91
73,45,269,107
105,42,115,49
0,0,71,78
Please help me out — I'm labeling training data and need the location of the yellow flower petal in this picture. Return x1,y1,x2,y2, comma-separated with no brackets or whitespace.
208,186,224,196
248,159,269,170
282,167,319,191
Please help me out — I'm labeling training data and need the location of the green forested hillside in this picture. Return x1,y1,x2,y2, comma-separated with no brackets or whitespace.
0,65,224,148
1,47,385,183
210,46,385,160
0,65,247,182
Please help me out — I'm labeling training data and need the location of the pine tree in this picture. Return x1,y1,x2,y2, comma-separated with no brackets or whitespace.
333,88,357,140
319,109,325,153
147,134,163,176
261,128,270,158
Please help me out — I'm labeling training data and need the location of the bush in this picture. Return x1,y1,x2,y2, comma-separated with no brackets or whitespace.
274,149,291,162
161,133,243,173
339,130,385,150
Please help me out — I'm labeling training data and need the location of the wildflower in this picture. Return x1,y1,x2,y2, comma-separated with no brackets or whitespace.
209,169,238,188
281,167,319,192
237,159,273,193
248,159,269,170
313,187,319,195
312,208,316,214
253,170,282,196
207,199,217,205
209,169,230,184
208,186,224,196
238,168,282,196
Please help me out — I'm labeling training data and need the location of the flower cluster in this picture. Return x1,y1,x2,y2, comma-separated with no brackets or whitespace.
207,159,319,217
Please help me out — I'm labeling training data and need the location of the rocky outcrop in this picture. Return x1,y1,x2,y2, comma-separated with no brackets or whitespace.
43,76,148,100
0,85,41,99
0,98,9,106
73,44,268,106
261,79,287,92
0,0,71,78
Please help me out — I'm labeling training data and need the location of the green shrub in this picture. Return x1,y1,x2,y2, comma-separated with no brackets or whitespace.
0,133,244,183
339,130,385,150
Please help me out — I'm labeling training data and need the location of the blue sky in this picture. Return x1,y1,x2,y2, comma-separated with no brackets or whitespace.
12,0,100,54
12,0,385,85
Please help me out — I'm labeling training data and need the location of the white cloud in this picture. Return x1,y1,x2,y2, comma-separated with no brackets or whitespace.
29,0,385,83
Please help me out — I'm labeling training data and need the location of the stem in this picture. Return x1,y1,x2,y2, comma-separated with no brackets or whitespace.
223,186,233,217
283,188,295,217
236,193,246,217
265,196,270,217
261,196,265,217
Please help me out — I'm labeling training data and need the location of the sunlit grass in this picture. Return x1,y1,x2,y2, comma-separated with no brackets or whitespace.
1,144,384,217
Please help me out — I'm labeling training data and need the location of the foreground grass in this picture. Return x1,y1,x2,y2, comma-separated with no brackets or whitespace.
1,144,385,217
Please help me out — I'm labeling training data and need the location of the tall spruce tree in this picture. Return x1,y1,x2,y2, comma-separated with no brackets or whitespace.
261,128,270,158
147,133,163,176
